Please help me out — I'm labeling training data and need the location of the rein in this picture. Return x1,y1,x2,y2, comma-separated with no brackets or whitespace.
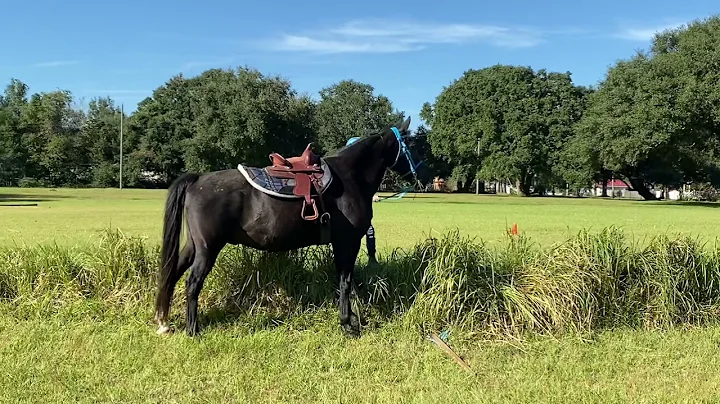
375,186,415,202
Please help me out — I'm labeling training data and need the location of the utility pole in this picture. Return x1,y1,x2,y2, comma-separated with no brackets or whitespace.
119,103,124,190
475,137,480,195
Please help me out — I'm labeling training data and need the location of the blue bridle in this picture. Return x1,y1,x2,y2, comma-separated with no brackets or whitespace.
389,126,422,181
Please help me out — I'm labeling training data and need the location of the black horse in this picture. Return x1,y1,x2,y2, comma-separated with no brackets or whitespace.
154,116,431,337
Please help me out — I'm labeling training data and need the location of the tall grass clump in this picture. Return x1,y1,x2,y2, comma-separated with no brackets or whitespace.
404,228,720,337
2,226,720,337
0,229,156,316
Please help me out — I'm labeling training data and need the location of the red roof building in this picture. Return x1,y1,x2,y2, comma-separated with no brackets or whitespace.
596,179,631,189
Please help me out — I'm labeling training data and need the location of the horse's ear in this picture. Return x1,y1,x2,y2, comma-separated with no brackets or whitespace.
398,116,411,132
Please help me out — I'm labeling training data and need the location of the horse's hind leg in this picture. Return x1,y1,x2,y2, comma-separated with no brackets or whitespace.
155,243,194,335
185,243,221,337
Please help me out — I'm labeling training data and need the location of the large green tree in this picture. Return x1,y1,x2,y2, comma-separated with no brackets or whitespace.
0,79,30,185
129,67,317,185
82,97,138,187
314,80,403,153
127,74,196,186
20,88,88,186
424,65,589,195
410,124,451,179
568,15,720,200
183,68,316,172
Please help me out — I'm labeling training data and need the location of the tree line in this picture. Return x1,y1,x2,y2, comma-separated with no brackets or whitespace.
1,15,719,199
0,72,412,189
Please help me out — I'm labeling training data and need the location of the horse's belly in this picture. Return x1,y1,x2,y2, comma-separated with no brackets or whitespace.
232,222,322,252
224,191,328,251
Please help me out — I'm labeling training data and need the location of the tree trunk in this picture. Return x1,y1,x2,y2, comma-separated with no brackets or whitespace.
516,178,531,196
599,170,610,197
627,177,657,200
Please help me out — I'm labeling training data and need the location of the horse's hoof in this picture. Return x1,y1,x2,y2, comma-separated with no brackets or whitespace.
156,324,173,336
186,325,201,337
342,324,361,338
343,316,361,338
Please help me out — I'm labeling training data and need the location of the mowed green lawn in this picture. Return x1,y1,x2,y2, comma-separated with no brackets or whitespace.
2,311,720,403
3,187,720,249
3,187,720,402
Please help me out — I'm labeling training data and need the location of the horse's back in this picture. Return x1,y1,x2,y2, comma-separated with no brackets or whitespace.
183,168,327,251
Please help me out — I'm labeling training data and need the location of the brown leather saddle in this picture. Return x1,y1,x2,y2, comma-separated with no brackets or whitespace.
266,143,326,221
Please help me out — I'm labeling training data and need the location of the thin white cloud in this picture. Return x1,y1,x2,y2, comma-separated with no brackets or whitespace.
33,60,80,68
266,20,546,54
275,35,422,53
615,22,685,41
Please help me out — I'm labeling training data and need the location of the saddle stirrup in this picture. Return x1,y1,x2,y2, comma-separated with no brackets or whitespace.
301,198,320,221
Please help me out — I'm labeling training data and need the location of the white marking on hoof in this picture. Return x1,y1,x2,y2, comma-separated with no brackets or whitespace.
157,325,173,336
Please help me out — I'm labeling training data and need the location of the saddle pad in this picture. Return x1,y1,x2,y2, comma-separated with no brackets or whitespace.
237,158,333,199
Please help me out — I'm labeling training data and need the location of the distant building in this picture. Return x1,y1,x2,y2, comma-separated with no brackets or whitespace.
594,179,635,198
667,189,682,200
431,176,687,200
593,179,682,200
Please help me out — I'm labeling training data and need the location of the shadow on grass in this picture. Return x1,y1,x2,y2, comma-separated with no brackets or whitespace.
659,200,720,209
0,193,71,204
179,247,425,334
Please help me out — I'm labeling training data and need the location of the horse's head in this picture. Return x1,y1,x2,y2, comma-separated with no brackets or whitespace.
378,116,434,187
333,116,434,194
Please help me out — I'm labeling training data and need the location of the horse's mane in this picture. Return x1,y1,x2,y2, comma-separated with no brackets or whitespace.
334,131,384,156
331,122,405,157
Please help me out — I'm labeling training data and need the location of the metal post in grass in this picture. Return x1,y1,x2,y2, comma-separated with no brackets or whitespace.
475,137,480,195
119,103,124,190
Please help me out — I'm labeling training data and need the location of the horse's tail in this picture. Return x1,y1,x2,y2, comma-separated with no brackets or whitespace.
155,173,200,319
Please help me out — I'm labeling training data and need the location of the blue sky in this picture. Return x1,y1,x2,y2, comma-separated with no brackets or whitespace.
1,0,717,120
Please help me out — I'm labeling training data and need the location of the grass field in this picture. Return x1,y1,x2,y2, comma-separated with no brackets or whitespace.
3,187,720,249
3,187,720,403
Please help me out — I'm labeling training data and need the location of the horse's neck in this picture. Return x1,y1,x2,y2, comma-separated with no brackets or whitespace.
365,137,392,192
334,137,390,197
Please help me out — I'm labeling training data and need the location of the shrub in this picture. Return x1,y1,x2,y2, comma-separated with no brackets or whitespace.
17,177,45,188
683,183,720,202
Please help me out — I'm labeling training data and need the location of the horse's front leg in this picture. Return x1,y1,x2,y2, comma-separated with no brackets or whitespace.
332,238,361,337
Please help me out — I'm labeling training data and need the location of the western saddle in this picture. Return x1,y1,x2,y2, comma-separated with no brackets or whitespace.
266,143,326,221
